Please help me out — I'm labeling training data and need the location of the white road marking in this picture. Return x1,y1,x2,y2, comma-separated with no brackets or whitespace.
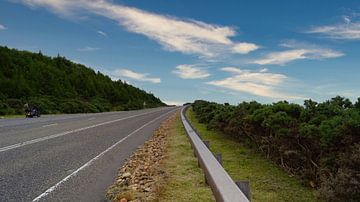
87,117,96,121
0,109,167,153
32,108,177,201
42,123,58,128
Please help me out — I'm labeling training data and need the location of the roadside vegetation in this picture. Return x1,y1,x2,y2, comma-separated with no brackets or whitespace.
187,108,317,201
0,46,165,115
157,112,214,201
191,97,360,201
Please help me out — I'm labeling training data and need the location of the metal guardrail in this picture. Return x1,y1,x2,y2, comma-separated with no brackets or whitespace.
181,106,250,202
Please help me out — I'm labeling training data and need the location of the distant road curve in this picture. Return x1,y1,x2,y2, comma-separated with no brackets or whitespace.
0,107,179,201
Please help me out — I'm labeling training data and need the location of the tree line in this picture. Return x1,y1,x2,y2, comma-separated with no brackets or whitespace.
0,46,166,115
192,97,360,201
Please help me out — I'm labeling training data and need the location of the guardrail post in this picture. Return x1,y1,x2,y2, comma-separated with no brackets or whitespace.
214,153,222,165
203,140,210,149
235,181,251,201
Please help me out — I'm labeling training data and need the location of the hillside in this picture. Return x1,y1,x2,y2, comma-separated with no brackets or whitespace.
0,46,166,115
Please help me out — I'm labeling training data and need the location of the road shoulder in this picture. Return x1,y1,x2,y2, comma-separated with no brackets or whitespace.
106,111,214,201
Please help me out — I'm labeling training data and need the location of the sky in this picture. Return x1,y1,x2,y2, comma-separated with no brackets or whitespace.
0,0,359,106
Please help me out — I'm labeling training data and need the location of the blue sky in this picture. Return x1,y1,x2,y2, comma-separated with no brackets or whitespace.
1,0,359,105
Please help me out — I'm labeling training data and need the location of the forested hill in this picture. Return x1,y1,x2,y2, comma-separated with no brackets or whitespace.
0,46,166,115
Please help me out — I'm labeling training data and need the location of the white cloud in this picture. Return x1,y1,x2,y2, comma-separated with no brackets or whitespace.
163,100,185,106
0,24,6,30
207,67,301,99
307,16,360,40
77,46,100,51
172,64,210,79
250,42,343,65
220,67,244,74
16,0,259,58
232,42,260,54
97,30,107,37
111,69,161,84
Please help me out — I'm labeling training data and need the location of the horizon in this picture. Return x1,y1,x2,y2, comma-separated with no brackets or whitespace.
1,0,359,105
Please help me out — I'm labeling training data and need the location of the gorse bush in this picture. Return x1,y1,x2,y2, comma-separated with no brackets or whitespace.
192,97,360,201
0,46,165,114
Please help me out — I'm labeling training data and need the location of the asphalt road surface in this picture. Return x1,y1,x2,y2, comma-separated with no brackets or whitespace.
0,107,178,201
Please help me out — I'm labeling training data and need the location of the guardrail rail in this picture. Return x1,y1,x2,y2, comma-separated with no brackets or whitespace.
181,106,250,202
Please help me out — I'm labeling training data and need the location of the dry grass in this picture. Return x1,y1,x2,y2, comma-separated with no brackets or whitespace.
157,112,214,202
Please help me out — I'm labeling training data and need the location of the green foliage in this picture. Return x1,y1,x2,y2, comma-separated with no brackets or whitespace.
192,97,360,201
0,46,165,114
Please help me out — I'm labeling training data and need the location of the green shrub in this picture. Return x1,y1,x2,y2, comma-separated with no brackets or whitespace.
28,97,58,114
6,98,23,114
0,101,15,115
192,97,360,201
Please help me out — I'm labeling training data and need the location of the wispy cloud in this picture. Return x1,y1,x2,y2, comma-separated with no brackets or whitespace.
97,30,107,37
77,46,100,52
172,64,210,79
250,41,343,65
207,67,302,99
0,24,7,30
110,69,161,83
16,0,259,58
232,42,260,54
307,15,360,40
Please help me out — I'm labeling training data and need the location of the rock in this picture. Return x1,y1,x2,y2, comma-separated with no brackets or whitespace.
120,198,127,202
122,172,131,179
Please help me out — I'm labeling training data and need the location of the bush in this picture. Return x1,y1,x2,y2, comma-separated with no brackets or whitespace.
90,97,112,112
0,101,15,115
27,97,59,114
192,97,360,201
6,98,23,114
60,99,99,113
319,143,360,201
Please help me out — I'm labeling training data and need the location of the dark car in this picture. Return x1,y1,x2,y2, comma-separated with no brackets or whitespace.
25,107,41,118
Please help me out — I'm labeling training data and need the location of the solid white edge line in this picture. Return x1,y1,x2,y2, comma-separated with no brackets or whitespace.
0,109,167,153
32,108,177,201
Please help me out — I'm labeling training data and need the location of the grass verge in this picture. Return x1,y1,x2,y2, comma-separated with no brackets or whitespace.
157,112,214,201
186,108,318,202
1,114,26,119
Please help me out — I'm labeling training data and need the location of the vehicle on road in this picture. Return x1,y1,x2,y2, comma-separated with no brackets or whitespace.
25,107,41,118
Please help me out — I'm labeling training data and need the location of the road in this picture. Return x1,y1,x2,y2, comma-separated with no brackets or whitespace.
0,107,178,201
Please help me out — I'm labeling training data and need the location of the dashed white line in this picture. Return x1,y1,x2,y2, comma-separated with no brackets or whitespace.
0,109,166,153
42,123,58,128
87,117,96,121
32,108,177,201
